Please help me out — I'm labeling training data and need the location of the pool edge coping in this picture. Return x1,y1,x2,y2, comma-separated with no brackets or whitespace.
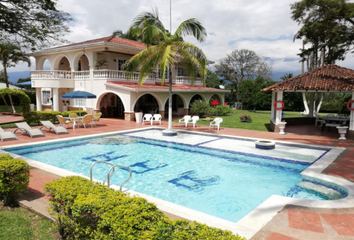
1,127,352,239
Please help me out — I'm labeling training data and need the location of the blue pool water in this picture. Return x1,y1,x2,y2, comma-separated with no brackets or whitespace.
6,131,346,222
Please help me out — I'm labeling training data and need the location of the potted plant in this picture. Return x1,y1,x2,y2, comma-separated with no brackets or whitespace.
278,121,287,135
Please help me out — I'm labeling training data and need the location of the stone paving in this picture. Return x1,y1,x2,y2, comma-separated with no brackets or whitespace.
0,117,354,240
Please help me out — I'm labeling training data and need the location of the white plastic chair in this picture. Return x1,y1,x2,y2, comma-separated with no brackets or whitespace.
151,114,162,125
178,115,191,127
186,116,199,128
142,114,153,125
209,118,223,130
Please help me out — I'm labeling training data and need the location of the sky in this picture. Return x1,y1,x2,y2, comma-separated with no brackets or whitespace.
8,0,354,80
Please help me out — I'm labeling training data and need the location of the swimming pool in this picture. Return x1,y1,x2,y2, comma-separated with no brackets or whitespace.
4,129,347,223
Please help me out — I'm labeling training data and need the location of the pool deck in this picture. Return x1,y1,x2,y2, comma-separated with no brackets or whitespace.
1,118,354,240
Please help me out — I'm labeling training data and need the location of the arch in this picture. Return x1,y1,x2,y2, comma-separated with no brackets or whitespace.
73,52,91,71
132,93,163,113
36,56,51,70
164,93,186,116
53,54,72,70
188,94,205,107
208,93,224,105
162,93,187,109
96,91,127,118
0,88,31,114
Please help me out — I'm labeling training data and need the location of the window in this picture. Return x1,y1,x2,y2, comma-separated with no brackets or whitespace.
118,60,126,71
158,68,169,79
42,90,51,105
177,67,184,76
74,98,86,107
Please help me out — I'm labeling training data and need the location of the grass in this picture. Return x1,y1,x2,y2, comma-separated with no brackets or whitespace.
0,206,58,240
0,105,22,113
175,110,318,132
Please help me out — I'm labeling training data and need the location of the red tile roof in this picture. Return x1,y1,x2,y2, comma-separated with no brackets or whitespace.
106,81,226,92
51,36,146,50
262,64,354,92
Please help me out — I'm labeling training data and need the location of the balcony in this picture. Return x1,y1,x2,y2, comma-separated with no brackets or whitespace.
31,70,203,86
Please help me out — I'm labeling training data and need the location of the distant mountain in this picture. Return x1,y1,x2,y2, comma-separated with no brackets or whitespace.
7,71,31,84
271,70,302,82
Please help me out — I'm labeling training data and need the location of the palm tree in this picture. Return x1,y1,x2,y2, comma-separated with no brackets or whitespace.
280,73,293,81
124,9,207,133
0,43,31,112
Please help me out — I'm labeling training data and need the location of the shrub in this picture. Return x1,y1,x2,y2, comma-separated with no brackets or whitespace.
190,101,212,117
239,114,252,123
23,110,87,124
213,105,233,116
45,176,246,240
0,154,30,206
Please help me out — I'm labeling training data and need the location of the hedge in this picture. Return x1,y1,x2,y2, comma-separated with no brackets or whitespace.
45,176,246,240
0,154,30,206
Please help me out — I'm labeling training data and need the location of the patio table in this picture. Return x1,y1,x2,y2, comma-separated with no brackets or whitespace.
321,117,349,132
65,116,84,129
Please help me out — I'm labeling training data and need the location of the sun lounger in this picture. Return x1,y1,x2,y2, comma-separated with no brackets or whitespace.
40,121,69,135
0,127,18,141
14,122,45,138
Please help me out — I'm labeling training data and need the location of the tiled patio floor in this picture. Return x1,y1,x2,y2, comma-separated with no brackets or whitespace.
1,117,354,240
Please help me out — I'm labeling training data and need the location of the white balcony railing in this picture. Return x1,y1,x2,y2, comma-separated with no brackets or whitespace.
31,70,203,86
31,70,73,79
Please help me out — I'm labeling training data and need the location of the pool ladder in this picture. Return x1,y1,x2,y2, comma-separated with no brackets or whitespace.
90,161,132,191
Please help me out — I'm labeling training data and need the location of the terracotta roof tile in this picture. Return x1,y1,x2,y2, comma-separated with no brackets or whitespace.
262,64,354,92
106,81,224,91
51,36,146,50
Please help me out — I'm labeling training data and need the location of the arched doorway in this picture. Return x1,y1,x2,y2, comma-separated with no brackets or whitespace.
78,55,89,71
165,94,184,117
134,94,159,114
209,94,221,105
58,56,70,71
189,94,203,109
99,93,125,119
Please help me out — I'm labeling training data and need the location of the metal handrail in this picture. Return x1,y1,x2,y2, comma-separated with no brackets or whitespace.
89,160,132,191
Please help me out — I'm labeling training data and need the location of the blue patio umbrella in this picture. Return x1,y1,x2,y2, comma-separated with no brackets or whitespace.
61,91,96,116
17,81,32,86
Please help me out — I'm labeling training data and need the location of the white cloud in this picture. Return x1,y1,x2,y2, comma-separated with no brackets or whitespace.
5,0,354,77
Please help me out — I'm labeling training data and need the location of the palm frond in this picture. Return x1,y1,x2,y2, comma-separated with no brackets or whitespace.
174,18,207,42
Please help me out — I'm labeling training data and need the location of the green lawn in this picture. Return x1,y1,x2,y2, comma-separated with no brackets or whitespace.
0,206,58,240
0,105,22,113
175,110,309,132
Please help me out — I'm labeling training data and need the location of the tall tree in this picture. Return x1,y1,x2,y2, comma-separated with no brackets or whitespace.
0,0,72,51
291,0,354,64
206,69,222,88
280,73,293,81
0,43,30,112
214,49,272,102
124,9,207,132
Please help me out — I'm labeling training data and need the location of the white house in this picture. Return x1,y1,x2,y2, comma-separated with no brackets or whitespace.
29,36,229,121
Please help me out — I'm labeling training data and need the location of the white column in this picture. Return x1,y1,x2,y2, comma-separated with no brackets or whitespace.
270,91,276,123
35,88,42,111
52,88,59,111
350,92,354,131
275,91,283,124
309,92,315,117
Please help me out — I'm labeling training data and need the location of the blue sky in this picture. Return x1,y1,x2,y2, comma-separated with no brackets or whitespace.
5,0,354,81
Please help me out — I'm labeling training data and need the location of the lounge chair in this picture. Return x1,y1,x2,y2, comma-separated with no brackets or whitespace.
209,118,223,130
57,115,73,128
0,127,18,141
186,116,199,128
40,121,69,135
92,112,102,126
80,114,93,128
14,122,45,138
151,114,162,125
178,115,191,127
142,114,153,125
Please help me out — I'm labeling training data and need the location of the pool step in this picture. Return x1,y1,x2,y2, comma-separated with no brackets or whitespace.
297,181,344,200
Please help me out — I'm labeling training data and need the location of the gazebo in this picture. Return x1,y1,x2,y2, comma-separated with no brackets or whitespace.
262,64,354,139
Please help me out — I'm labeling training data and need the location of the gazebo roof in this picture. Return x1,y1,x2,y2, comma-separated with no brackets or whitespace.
262,64,354,92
